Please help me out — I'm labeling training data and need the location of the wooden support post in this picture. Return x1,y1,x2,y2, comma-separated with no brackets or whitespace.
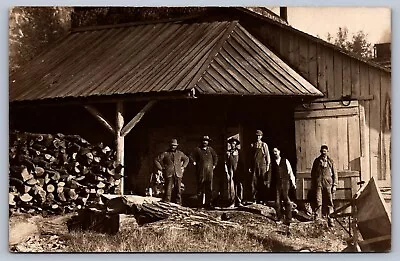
116,102,125,195
84,105,115,134
121,100,157,137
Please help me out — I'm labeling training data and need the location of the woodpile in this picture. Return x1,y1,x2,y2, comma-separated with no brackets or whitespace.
9,131,123,215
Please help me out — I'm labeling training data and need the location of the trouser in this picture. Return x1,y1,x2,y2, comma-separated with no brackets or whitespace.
198,179,213,207
235,182,244,205
315,185,334,217
275,184,292,224
251,165,267,202
164,176,182,205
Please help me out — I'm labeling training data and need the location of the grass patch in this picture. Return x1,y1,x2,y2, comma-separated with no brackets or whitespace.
64,225,266,252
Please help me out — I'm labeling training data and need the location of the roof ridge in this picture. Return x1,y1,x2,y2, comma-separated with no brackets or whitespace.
186,21,239,91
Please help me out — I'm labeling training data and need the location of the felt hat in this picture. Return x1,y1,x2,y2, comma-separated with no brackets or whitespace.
202,135,212,141
170,139,179,146
227,137,240,145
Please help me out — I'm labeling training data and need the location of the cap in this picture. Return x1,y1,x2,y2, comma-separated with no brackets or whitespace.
255,130,263,136
320,144,329,151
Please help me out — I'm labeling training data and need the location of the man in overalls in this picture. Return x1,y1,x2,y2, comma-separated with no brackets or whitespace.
249,130,271,204
311,145,337,227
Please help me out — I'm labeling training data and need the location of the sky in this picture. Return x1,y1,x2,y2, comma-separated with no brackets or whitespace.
269,7,391,45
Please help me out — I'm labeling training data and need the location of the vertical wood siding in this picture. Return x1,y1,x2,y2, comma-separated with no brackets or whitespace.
249,22,391,187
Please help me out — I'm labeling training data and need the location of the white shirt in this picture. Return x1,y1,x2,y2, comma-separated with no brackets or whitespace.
275,157,296,188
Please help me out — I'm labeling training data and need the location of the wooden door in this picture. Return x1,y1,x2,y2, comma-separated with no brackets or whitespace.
294,100,362,200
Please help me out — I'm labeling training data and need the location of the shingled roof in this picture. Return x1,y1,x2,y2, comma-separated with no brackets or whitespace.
9,20,323,102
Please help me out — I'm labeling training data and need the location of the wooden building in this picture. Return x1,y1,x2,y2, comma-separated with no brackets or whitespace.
9,8,391,203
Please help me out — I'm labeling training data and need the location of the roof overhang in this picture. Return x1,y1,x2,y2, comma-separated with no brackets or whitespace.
10,20,323,104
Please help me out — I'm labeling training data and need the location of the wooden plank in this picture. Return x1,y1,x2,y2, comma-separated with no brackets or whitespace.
342,56,352,97
296,176,304,200
333,52,343,99
116,102,125,195
369,68,381,181
348,115,361,171
304,119,316,170
337,117,349,171
351,59,361,97
289,34,299,71
317,44,327,95
279,31,290,62
295,120,306,171
358,104,368,182
328,117,339,170
298,38,309,79
319,117,330,149
325,48,335,99
121,100,157,137
359,63,371,181
295,100,358,111
380,72,391,186
294,107,358,119
308,41,318,87
84,105,115,134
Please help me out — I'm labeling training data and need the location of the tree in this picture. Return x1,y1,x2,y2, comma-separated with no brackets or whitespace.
9,7,73,74
326,26,373,59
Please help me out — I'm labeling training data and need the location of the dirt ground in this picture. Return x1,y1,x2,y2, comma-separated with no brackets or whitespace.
9,203,350,253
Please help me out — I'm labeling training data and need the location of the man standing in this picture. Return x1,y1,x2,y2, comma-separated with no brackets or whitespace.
154,138,189,205
271,147,296,224
225,137,243,207
311,145,337,227
249,130,271,204
191,136,218,209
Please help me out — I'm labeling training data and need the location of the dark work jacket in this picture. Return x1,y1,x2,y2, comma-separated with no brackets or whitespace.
154,150,189,178
191,146,218,182
311,155,337,188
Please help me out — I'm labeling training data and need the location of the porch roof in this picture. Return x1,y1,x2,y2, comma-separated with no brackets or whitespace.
10,20,323,103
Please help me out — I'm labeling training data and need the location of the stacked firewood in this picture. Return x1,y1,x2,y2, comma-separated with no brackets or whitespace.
9,131,123,215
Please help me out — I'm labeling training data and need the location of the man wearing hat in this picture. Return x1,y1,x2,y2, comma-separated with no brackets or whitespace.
311,144,337,227
225,137,243,207
191,135,218,209
154,138,189,205
249,130,271,204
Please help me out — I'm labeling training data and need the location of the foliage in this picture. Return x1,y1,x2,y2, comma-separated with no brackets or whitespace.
326,26,373,59
71,7,207,28
9,7,73,73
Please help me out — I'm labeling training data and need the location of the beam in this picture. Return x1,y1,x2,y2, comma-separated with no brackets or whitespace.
84,105,115,134
116,102,125,195
121,100,157,137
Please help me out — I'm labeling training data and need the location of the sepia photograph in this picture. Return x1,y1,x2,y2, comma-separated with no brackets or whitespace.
8,6,391,253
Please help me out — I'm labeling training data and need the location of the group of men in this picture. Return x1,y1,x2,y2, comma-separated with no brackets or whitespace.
154,130,337,226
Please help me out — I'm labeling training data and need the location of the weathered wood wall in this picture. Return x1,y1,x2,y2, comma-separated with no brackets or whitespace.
231,12,391,188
